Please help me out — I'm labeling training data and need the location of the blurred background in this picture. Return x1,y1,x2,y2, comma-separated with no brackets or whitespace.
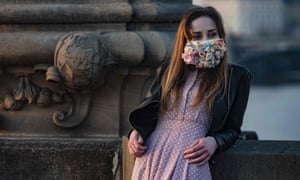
193,0,300,141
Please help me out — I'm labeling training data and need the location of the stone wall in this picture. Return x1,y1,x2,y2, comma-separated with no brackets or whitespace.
0,0,193,138
0,1,193,179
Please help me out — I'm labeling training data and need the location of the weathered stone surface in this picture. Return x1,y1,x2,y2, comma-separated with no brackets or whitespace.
0,1,193,24
2,138,299,180
0,137,121,180
0,32,63,65
0,67,155,137
0,31,174,134
211,140,300,180
100,31,175,66
0,23,126,32
131,2,193,22
0,3,132,23
0,31,175,133
0,31,174,66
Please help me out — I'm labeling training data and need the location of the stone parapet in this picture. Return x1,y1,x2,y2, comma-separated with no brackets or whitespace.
2,138,298,179
211,140,300,180
122,138,300,180
0,137,121,179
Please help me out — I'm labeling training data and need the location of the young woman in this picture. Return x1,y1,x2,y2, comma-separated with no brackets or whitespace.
128,6,251,180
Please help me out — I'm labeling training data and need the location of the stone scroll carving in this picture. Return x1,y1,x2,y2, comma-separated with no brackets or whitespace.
46,32,107,128
0,31,174,128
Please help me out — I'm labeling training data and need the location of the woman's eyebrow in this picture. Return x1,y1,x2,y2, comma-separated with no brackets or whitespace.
192,29,217,34
191,32,202,39
208,29,217,32
191,31,202,35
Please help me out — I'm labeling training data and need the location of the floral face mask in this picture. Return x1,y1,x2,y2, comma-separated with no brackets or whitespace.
181,39,226,69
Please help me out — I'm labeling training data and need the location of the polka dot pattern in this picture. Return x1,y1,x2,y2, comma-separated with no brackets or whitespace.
131,69,213,180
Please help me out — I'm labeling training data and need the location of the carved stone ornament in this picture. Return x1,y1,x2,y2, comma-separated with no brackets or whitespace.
53,32,103,94
1,75,64,111
48,32,106,128
0,32,105,128
0,31,173,128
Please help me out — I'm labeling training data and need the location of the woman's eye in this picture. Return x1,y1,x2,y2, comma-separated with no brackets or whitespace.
192,35,202,40
208,33,218,38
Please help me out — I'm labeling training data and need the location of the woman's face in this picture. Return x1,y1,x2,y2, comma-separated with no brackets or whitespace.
190,16,219,41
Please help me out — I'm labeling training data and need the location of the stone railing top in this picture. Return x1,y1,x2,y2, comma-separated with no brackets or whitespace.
227,140,300,155
0,1,193,24
0,31,175,67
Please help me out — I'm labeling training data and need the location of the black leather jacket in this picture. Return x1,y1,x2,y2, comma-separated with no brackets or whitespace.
129,64,251,152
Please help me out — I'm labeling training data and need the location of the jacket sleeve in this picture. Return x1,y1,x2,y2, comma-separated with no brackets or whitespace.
128,63,167,142
213,69,251,152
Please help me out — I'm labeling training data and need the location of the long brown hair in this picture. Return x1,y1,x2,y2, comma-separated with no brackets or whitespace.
160,6,229,112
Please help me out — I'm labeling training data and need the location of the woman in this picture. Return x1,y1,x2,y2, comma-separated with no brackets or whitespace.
128,6,251,180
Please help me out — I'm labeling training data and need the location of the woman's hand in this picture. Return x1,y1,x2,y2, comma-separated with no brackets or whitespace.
128,129,147,157
183,136,217,166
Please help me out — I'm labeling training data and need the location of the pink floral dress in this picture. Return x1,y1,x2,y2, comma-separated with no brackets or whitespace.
131,69,213,180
